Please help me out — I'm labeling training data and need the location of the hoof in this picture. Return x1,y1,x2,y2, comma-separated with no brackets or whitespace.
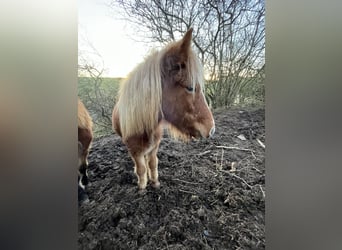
151,181,161,189
137,181,147,190
138,188,147,195
80,197,90,205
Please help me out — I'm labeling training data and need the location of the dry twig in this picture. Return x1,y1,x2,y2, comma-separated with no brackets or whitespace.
215,145,254,152
259,185,265,198
179,189,196,195
172,178,200,185
197,150,211,156
252,166,263,174
220,170,253,189
256,138,265,149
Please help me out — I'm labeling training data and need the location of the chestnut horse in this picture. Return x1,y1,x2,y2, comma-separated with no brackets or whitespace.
112,29,215,190
78,98,93,201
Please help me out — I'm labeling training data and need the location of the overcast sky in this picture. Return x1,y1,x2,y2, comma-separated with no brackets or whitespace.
78,0,150,77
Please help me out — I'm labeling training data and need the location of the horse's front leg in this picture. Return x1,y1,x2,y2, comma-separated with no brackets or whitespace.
131,153,148,190
147,144,161,188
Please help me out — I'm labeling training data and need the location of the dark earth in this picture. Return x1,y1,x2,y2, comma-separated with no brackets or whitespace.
78,107,265,249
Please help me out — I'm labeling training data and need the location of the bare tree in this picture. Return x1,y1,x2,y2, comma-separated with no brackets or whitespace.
109,0,265,108
78,39,118,136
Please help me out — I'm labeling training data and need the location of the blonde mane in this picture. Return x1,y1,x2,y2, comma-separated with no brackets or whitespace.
116,50,163,139
116,40,205,140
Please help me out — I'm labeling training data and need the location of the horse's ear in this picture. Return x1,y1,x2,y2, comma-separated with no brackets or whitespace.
180,28,193,56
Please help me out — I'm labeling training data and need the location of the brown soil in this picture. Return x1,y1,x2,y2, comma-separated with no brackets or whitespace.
78,107,265,249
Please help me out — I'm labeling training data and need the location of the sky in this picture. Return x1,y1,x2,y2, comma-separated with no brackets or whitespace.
78,0,151,77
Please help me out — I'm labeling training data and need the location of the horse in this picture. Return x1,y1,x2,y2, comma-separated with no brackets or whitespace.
112,28,215,190
78,98,93,202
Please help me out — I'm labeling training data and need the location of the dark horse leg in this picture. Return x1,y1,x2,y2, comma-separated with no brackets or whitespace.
78,129,92,204
78,141,90,189
78,159,90,204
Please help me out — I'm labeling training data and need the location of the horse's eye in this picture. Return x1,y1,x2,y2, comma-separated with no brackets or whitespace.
185,85,194,92
172,63,186,71
173,64,180,71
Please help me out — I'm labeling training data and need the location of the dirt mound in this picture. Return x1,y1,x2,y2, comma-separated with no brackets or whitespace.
79,107,265,249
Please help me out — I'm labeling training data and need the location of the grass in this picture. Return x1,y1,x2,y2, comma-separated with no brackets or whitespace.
78,77,122,137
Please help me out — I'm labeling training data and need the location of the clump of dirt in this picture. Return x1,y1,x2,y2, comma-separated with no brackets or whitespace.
79,107,265,249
